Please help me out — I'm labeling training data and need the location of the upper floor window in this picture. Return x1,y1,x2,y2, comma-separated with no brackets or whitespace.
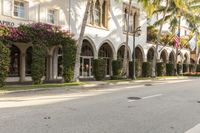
47,9,56,24
88,0,109,28
123,4,139,33
2,0,28,19
14,1,25,18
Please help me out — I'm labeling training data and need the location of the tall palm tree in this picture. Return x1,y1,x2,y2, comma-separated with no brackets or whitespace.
153,0,200,75
74,0,92,82
138,0,170,77
121,0,132,77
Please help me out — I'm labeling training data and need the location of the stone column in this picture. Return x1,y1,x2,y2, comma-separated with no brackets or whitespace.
19,52,26,82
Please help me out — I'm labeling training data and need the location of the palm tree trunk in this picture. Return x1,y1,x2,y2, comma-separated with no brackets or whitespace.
122,0,132,77
151,0,169,77
195,36,199,73
174,16,181,76
73,0,92,82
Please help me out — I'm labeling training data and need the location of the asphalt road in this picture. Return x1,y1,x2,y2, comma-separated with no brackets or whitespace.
1,78,200,133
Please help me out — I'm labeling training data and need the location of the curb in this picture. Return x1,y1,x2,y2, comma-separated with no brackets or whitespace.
0,76,192,95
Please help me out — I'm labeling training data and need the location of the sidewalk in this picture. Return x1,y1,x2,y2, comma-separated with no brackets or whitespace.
0,76,192,96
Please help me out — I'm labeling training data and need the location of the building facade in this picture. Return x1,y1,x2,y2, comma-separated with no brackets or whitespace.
0,0,191,82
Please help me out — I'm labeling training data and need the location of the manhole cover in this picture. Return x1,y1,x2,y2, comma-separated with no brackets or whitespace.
145,84,152,86
197,101,200,103
127,97,141,100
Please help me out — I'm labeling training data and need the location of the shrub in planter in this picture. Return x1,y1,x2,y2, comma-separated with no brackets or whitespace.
189,64,195,73
156,62,166,76
0,41,10,87
129,61,141,78
196,65,200,72
31,44,46,84
177,64,183,75
142,62,151,77
93,59,106,81
62,39,76,82
166,63,174,76
183,64,189,73
112,60,122,79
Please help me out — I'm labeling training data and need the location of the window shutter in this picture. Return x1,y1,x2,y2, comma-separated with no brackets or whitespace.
3,0,12,16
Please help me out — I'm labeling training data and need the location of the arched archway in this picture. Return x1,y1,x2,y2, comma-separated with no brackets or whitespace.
52,47,63,79
98,43,113,76
177,52,184,64
160,50,167,63
147,47,155,62
80,40,94,78
117,45,130,60
26,47,32,76
8,45,20,77
169,51,175,64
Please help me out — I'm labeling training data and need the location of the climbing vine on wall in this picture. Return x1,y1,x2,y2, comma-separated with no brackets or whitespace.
0,23,75,85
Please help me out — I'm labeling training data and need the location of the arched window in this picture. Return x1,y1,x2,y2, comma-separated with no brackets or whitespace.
87,0,109,28
94,0,100,26
102,0,106,27
99,43,113,75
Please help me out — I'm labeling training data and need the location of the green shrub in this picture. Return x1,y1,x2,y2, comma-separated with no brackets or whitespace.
62,38,76,82
189,64,195,73
93,59,106,81
166,63,174,76
156,62,166,76
142,62,151,77
0,41,10,87
177,64,183,75
183,64,189,73
129,61,141,78
112,60,122,79
31,44,46,84
196,65,200,72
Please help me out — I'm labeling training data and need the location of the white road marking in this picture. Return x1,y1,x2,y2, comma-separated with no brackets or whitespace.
142,94,163,99
185,124,200,133
128,94,163,102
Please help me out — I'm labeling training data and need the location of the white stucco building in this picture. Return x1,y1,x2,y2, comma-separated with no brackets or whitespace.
0,0,191,82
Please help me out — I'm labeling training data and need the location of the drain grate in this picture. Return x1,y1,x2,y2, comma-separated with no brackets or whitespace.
127,97,141,100
145,84,152,86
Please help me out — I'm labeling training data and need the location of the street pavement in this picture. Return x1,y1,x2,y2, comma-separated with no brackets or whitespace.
0,78,200,133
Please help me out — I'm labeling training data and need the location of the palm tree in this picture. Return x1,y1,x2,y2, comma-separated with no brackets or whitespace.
153,0,200,75
74,0,92,82
121,0,132,77
138,0,170,77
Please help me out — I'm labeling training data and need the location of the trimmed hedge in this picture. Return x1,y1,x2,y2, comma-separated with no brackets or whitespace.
196,64,200,72
112,60,123,79
142,62,151,77
183,64,189,73
31,44,46,84
156,62,166,76
62,38,76,82
0,41,10,87
93,59,106,81
129,61,141,78
189,64,195,73
177,64,183,75
166,63,174,76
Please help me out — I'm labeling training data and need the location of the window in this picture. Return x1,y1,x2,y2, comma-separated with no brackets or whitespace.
47,9,56,24
14,1,25,18
123,4,139,33
87,0,109,28
3,0,28,19
94,0,100,26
